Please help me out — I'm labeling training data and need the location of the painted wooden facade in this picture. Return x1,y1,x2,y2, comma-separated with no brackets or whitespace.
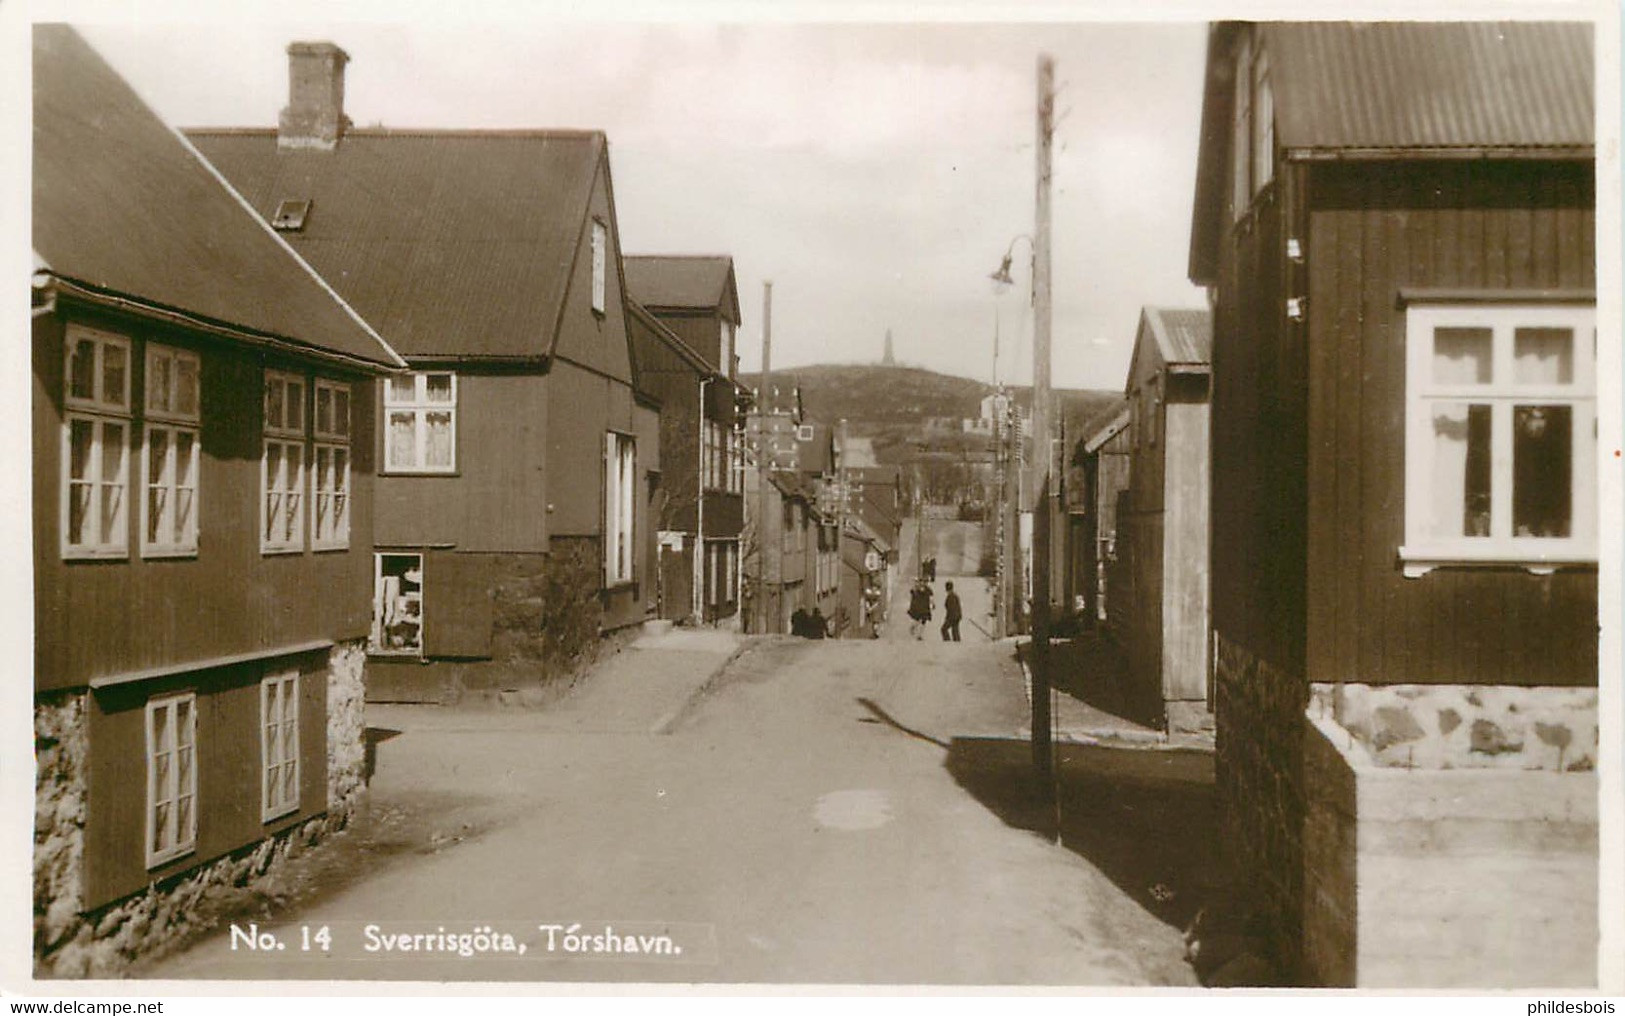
1115,308,1212,728
190,44,658,692
1189,21,1597,976
1071,404,1130,630
32,26,402,933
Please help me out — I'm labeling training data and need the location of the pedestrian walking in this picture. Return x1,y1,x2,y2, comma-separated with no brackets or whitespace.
940,581,962,642
809,606,828,639
907,582,932,640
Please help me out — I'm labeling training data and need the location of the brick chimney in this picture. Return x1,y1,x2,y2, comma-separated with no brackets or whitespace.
278,41,350,150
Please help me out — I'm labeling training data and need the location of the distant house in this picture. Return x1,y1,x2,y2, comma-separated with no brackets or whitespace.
190,43,658,702
32,27,403,975
1190,22,1596,987
1113,308,1212,734
624,256,746,626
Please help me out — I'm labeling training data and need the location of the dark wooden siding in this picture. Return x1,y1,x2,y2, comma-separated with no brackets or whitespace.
34,304,375,693
648,309,723,376
550,152,634,386
1210,170,1308,676
547,359,637,538
1303,158,1596,688
374,371,549,553
83,646,328,909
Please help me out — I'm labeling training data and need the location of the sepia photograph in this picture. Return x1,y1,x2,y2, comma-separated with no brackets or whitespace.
12,0,1621,997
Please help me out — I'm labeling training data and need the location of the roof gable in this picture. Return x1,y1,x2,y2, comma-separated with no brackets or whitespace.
188,127,606,360
624,256,740,323
33,26,400,368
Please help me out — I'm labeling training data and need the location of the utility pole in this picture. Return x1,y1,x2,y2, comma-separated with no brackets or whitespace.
1030,53,1056,790
756,281,776,635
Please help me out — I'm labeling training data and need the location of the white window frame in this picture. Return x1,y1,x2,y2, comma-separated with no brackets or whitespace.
383,372,458,474
260,670,300,821
591,219,608,316
312,379,352,550
141,344,201,558
721,320,735,376
145,692,197,868
372,553,425,655
262,370,307,554
62,325,132,559
1231,32,1274,220
606,431,636,584
1400,302,1597,577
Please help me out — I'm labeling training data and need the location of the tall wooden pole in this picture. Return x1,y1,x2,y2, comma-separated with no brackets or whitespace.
757,281,776,634
1030,54,1056,789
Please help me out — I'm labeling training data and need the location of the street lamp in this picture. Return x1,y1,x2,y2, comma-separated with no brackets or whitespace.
989,234,1033,289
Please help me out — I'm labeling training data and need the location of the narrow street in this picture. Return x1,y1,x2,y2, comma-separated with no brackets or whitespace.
143,523,1200,986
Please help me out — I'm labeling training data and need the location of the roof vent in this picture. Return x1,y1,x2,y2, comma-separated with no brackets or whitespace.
271,199,312,232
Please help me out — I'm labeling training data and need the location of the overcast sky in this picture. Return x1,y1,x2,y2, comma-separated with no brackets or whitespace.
66,16,1209,392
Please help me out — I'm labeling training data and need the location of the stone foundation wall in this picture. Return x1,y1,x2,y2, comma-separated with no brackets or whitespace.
1310,683,1597,772
326,638,367,820
34,642,368,978
1213,631,1307,978
34,691,88,966
1303,690,1598,988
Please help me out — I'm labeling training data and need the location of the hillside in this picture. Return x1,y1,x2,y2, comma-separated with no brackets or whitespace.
741,363,1120,446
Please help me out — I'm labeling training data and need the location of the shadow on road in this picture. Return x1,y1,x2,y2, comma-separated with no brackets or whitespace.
944,736,1217,931
363,726,402,785
855,697,951,749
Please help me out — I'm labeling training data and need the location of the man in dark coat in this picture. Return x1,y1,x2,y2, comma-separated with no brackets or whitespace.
809,606,828,639
940,581,962,642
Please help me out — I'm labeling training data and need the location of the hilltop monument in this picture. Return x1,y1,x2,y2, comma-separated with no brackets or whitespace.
882,328,896,366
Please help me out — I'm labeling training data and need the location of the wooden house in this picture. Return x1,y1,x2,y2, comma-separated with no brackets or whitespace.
1067,402,1129,629
31,27,404,975
623,256,747,626
1190,22,1596,986
190,42,658,703
1114,308,1212,733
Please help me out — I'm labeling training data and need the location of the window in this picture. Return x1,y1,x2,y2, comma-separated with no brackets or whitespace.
1231,32,1274,219
261,670,300,820
385,372,457,473
262,370,306,553
142,344,201,557
721,320,735,376
62,325,131,558
1401,303,1596,576
605,433,636,584
591,219,607,315
372,553,424,654
730,424,746,494
313,379,351,549
703,420,729,492
146,693,197,868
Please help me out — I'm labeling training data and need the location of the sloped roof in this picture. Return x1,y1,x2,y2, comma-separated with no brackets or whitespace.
33,26,401,369
1144,307,1213,366
1265,22,1593,153
188,127,605,359
624,255,741,324
1189,21,1593,284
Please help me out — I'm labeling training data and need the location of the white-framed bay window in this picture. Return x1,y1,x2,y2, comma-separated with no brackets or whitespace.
62,324,132,558
262,370,307,553
260,670,300,821
605,432,636,584
385,372,456,474
1401,302,1597,576
313,379,351,549
145,692,197,868
142,344,201,557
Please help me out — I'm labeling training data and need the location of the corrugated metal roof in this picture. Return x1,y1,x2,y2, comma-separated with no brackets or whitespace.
1266,22,1593,152
1145,306,1213,366
624,256,740,323
33,26,399,368
188,128,604,360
